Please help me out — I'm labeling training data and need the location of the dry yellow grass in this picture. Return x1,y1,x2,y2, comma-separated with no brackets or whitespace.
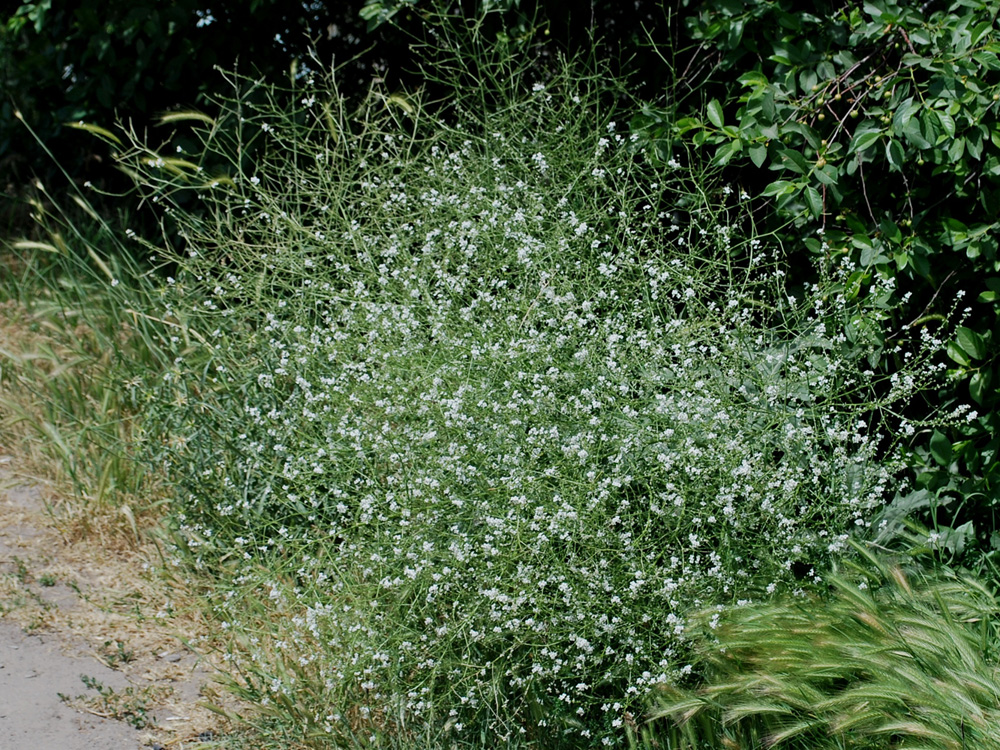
0,298,248,747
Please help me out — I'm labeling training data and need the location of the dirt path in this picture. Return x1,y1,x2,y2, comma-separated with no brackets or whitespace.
0,454,233,749
1,620,141,749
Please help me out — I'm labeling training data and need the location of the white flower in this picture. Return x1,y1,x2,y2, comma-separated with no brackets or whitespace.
195,9,216,28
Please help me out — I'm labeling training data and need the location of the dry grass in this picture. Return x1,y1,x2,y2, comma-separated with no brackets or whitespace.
0,295,151,545
0,449,240,747
0,299,249,747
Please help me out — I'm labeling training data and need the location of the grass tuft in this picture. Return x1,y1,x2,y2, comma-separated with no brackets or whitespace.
650,544,1000,749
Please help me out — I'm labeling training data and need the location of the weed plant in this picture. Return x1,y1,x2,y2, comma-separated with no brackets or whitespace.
649,543,1000,750
59,674,171,730
1,26,964,748
102,34,962,747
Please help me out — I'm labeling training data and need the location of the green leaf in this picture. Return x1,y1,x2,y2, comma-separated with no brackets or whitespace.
845,269,869,299
929,430,953,466
814,164,839,185
799,69,817,94
762,180,797,197
974,50,1000,70
849,129,881,154
713,139,742,166
935,110,956,138
903,117,933,150
851,232,873,250
956,326,986,360
886,138,905,171
738,71,769,87
860,243,876,267
761,91,775,121
879,219,902,245
749,143,768,168
863,0,887,21
779,148,810,174
941,217,969,247
784,121,820,149
902,52,933,68
707,99,724,128
891,97,920,130
948,137,966,161
804,185,822,218
947,340,972,367
967,128,985,160
970,369,992,405
972,22,995,47
675,117,702,135
726,18,745,48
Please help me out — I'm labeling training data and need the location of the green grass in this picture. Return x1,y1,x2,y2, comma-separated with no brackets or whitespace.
649,542,1000,749
2,193,190,545
0,20,980,750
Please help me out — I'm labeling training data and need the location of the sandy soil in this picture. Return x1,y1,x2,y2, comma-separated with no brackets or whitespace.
0,454,234,749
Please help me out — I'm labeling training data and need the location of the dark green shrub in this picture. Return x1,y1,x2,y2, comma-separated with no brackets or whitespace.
633,0,1000,565
0,1,414,209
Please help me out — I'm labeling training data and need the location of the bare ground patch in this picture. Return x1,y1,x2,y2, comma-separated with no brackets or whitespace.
0,451,241,748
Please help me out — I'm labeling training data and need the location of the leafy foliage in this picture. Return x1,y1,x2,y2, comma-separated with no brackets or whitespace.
0,0,409,199
633,0,1000,564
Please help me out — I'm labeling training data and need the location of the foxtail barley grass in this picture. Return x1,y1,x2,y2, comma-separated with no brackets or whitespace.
0,186,170,541
650,542,1000,750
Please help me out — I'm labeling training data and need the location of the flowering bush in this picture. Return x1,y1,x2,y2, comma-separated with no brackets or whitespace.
120,52,949,747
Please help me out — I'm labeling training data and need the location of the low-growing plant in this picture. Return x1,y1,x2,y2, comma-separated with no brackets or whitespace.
59,673,171,730
98,639,135,669
648,542,1000,749
94,28,962,746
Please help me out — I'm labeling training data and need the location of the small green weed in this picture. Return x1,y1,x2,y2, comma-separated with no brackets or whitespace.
98,639,135,669
59,674,171,730
11,556,29,584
